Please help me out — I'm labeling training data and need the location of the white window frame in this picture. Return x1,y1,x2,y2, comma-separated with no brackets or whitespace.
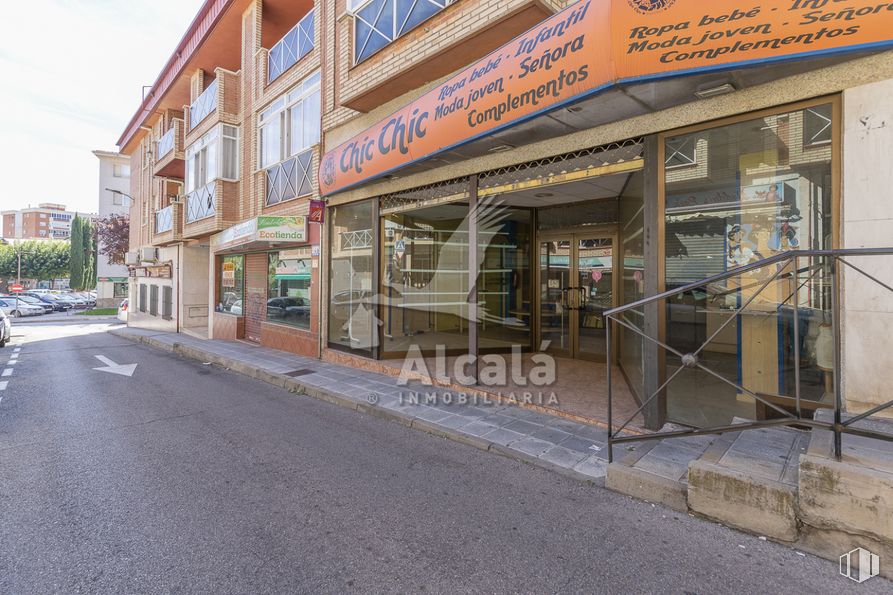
185,124,240,193
258,72,321,171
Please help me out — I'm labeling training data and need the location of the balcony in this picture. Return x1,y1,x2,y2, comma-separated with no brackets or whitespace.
154,119,185,179
268,9,315,84
189,79,218,131
265,149,314,206
185,70,241,141
182,179,239,239
339,0,550,112
152,203,182,246
185,181,216,223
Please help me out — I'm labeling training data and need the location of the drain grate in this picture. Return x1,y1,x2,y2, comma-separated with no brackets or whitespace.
284,369,315,378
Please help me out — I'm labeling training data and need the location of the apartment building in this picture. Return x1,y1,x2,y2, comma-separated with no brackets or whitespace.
2,203,96,241
93,150,131,308
118,0,893,431
118,0,322,343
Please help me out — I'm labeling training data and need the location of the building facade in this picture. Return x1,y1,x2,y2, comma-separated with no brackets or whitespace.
1,203,95,241
119,0,893,431
93,150,131,307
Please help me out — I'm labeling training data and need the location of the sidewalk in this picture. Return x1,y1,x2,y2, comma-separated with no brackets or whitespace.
110,327,619,482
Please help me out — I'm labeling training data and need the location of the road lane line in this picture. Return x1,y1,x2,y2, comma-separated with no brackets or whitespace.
7,360,16,366
2,369,11,377
13,348,20,354
10,353,18,359
0,381,7,390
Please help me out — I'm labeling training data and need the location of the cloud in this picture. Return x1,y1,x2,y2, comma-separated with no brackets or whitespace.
0,0,204,214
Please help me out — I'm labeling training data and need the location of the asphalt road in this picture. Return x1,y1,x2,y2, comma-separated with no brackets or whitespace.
0,322,886,593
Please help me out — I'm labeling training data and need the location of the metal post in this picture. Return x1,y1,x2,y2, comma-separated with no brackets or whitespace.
607,317,613,463
792,256,801,419
468,176,479,385
831,256,843,461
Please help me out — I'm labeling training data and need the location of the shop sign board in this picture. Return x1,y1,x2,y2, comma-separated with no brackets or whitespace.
308,200,326,224
320,0,893,195
257,216,307,243
212,216,307,250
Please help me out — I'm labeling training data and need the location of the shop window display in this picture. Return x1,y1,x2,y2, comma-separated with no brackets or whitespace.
663,103,834,427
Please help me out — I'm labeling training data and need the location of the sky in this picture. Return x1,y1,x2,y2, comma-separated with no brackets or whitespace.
0,0,205,214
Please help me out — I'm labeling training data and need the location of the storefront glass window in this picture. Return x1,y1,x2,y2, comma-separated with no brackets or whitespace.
663,103,834,427
329,200,376,354
267,251,312,330
218,255,245,315
380,201,532,356
619,172,646,400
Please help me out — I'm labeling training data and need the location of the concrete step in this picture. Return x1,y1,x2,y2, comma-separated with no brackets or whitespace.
687,424,809,542
605,425,715,512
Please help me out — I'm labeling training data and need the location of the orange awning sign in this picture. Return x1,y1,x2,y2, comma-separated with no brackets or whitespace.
320,0,893,195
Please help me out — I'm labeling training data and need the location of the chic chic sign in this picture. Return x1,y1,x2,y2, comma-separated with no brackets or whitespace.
320,0,893,195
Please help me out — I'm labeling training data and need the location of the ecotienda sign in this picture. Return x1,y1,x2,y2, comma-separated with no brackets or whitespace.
212,216,307,250
319,0,893,195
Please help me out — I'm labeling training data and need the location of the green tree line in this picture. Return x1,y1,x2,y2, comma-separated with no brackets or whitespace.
0,240,70,282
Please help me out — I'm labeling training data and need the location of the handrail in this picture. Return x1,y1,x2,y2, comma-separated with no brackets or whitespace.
605,247,893,464
606,248,893,318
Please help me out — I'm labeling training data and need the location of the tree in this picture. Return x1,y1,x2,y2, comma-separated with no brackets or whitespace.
96,214,129,265
0,241,69,284
82,217,96,290
69,215,84,290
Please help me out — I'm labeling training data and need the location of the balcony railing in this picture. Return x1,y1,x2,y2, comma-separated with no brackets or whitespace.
269,9,315,84
185,181,216,223
189,79,219,131
155,206,173,234
157,128,175,160
265,149,313,206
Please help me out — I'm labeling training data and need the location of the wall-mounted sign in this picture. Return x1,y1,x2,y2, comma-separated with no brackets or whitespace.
319,0,893,195
212,216,307,251
309,200,326,224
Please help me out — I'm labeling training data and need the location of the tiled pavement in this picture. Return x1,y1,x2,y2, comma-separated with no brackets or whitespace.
110,327,617,481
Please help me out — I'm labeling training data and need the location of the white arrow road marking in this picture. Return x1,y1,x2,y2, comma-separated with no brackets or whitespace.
93,355,138,377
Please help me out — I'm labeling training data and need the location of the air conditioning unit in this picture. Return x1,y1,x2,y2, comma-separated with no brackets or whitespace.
125,251,140,266
139,247,158,262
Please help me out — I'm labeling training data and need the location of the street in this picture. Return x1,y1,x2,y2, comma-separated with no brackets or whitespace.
0,322,884,593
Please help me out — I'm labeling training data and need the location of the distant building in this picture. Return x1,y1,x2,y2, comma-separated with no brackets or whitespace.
93,150,131,307
1,203,96,241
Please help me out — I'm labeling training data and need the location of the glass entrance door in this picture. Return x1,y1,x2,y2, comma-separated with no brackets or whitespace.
539,234,615,361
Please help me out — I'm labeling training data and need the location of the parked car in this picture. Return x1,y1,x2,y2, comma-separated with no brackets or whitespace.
23,292,71,311
0,298,45,317
56,294,86,309
68,292,96,308
0,308,10,348
117,299,129,322
1,294,53,314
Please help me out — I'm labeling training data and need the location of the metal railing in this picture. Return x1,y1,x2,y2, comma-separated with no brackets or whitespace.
605,248,893,462
189,79,218,131
155,206,173,234
156,128,175,160
265,149,313,206
268,9,315,84
185,181,216,223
